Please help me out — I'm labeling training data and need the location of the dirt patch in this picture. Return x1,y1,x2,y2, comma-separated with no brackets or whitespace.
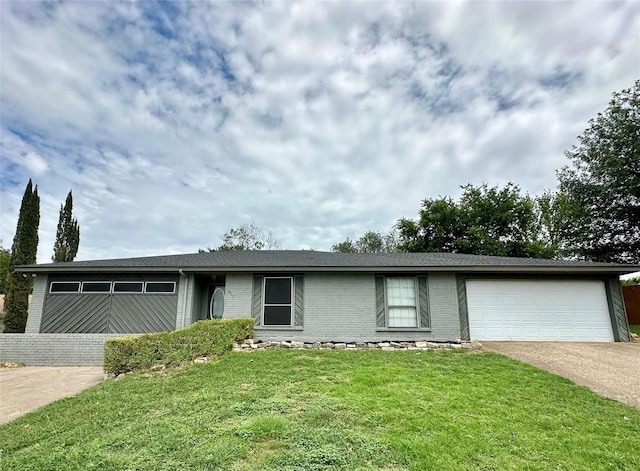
483,342,640,409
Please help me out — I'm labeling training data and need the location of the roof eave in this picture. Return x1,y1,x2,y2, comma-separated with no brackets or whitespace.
14,264,640,276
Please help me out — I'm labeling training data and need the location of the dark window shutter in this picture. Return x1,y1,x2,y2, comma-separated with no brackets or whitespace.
418,276,429,328
294,275,304,326
375,276,385,327
252,275,263,326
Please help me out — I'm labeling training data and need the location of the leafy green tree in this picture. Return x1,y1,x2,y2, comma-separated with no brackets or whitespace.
0,241,10,294
200,223,281,252
557,80,640,263
535,190,585,259
331,238,357,253
332,230,399,253
3,180,40,333
621,277,640,286
396,197,464,253
52,191,80,262
397,183,556,258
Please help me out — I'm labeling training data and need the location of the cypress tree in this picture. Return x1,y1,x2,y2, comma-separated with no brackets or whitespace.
52,190,80,262
3,179,40,333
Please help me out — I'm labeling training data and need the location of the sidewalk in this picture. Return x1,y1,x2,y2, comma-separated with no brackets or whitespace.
0,366,105,425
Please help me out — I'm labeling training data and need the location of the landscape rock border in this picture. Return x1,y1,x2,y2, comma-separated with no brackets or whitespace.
233,338,482,352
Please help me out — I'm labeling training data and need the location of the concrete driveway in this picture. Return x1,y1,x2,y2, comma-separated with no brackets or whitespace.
483,342,640,408
0,366,105,425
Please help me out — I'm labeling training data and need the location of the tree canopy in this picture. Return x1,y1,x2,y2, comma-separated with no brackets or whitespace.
557,80,640,263
3,179,40,333
331,230,399,253
396,183,555,258
200,223,282,252
52,190,80,262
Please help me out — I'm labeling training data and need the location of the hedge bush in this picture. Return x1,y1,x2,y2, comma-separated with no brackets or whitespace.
104,318,253,376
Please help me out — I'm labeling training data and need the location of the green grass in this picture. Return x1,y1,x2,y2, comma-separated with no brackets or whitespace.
630,324,640,336
1,350,638,470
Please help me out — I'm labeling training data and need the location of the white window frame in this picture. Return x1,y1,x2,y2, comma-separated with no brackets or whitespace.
49,281,81,293
80,281,112,294
112,281,144,294
262,276,293,326
385,277,420,328
144,281,176,294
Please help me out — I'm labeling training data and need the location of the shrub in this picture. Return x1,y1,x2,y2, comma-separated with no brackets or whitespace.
104,318,253,376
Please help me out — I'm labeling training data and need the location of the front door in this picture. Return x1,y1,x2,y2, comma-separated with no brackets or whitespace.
208,287,225,319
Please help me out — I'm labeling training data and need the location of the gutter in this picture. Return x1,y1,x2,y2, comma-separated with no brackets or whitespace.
14,264,640,276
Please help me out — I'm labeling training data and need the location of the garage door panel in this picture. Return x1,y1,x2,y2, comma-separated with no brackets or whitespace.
467,280,614,342
539,327,558,337
504,327,523,337
485,312,503,322
503,312,519,322
539,312,556,322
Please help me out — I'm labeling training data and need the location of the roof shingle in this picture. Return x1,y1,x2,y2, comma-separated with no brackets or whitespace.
15,250,640,275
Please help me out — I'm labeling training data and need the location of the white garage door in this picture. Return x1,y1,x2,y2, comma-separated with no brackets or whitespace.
466,280,614,341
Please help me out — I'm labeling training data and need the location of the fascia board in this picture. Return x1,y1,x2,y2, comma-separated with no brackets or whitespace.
15,264,640,276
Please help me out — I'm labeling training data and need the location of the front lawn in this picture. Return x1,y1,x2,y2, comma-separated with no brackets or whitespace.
630,324,640,336
1,350,638,470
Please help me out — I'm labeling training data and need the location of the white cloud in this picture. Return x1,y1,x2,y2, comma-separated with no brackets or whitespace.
22,152,49,175
0,0,638,261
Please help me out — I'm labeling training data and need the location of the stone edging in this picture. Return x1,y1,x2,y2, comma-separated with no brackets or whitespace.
233,339,482,352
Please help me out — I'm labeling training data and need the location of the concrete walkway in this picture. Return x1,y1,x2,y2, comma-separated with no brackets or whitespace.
483,342,640,409
0,366,105,425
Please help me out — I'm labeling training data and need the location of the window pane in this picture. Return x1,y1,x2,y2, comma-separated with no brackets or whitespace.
387,278,416,306
264,278,291,304
145,282,175,293
81,282,111,293
264,306,292,325
113,282,143,293
50,282,80,293
389,307,418,327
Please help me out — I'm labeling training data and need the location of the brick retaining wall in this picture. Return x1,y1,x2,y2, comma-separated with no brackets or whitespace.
0,333,132,366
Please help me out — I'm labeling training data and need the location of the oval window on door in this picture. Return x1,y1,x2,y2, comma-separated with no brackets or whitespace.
209,287,225,319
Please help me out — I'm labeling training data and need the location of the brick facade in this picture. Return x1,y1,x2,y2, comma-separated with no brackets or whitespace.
0,333,134,366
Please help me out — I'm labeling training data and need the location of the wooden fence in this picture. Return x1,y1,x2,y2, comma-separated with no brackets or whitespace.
623,285,640,325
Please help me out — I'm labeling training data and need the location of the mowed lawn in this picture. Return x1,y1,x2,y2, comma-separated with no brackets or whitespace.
1,350,639,470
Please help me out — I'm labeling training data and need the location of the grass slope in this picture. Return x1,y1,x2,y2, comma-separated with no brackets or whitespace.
630,324,640,336
1,350,638,470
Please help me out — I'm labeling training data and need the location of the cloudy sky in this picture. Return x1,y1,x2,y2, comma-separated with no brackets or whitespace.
1,1,638,262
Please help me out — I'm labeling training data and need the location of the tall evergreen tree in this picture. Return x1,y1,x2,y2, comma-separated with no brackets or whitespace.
3,180,40,333
52,191,80,262
0,241,10,294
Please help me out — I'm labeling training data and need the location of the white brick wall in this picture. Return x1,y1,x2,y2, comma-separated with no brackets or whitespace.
24,275,47,333
427,273,461,339
223,273,253,318
250,272,462,343
0,333,132,366
2,272,463,364
175,274,194,329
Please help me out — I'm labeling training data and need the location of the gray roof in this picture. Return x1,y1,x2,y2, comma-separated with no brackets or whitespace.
15,250,640,275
